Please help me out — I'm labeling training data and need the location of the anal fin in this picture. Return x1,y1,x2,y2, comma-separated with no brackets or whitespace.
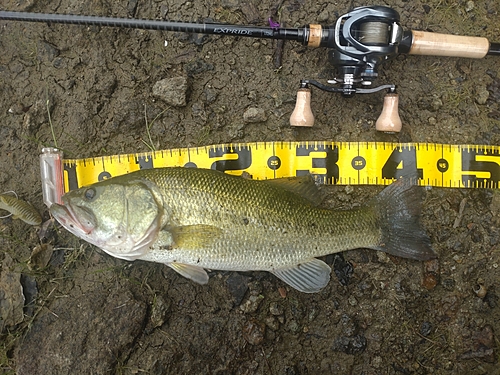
271,258,331,293
168,263,209,285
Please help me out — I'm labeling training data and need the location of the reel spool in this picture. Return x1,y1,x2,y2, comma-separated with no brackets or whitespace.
291,6,403,131
2,5,499,133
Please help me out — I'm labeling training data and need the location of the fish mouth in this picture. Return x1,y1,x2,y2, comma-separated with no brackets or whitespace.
50,203,96,236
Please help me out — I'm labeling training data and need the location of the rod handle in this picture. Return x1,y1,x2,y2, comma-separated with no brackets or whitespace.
408,30,489,58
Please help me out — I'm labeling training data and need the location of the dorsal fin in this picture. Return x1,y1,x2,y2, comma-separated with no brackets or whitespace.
264,175,322,206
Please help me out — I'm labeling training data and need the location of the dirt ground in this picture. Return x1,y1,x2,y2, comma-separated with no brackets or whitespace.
1,0,500,374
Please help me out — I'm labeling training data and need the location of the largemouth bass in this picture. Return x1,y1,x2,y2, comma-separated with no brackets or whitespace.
50,167,435,293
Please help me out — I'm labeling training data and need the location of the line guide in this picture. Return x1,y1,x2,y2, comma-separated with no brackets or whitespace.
41,142,500,197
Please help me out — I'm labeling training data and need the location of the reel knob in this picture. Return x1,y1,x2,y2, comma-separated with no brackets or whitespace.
376,92,402,132
289,87,315,127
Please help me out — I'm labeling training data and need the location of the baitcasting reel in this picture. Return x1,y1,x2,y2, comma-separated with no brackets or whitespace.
1,5,499,132
288,5,498,131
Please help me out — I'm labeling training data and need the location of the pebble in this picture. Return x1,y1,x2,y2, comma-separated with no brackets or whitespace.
475,86,490,105
226,272,251,305
150,295,171,328
422,258,440,290
243,107,267,123
152,77,189,107
265,316,280,331
420,321,433,336
332,334,367,354
0,253,25,331
240,294,264,313
269,301,284,316
242,319,265,345
460,325,496,362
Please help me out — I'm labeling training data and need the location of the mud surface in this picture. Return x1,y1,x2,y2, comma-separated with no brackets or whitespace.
1,0,500,374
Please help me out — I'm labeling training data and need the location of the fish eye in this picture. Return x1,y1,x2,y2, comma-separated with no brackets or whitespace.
84,188,97,201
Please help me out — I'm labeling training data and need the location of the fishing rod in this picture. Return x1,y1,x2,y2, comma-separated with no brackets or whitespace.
1,6,499,132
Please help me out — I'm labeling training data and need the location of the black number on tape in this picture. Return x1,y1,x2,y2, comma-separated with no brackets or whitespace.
382,146,423,180
209,146,252,172
296,144,339,184
461,148,500,188
64,164,79,191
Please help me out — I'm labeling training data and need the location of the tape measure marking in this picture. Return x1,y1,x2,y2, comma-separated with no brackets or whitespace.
62,142,500,191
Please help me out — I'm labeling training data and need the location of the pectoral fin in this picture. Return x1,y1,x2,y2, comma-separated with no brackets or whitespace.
168,263,209,285
271,258,331,293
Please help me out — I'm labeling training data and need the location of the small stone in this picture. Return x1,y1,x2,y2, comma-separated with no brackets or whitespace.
37,40,60,63
0,253,25,332
269,301,283,316
28,244,54,270
240,294,264,313
226,272,251,305
287,319,300,333
242,319,265,345
152,76,189,107
460,325,496,362
247,90,257,101
422,258,440,290
332,334,367,354
475,86,490,105
420,321,433,336
432,97,443,111
265,316,280,330
243,107,267,123
465,0,475,12
317,9,330,23
150,295,171,328
332,253,354,287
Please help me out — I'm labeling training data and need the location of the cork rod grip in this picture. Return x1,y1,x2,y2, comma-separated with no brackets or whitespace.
408,31,490,58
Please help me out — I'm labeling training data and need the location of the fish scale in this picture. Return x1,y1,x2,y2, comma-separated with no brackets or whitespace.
50,167,435,293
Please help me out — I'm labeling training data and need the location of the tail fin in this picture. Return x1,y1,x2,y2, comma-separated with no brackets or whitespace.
370,178,436,261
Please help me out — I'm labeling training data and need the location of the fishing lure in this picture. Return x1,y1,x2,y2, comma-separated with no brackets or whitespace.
0,193,42,225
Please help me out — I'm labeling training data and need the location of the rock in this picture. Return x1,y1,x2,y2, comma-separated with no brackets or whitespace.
16,286,147,375
332,334,367,354
152,77,189,107
243,107,267,123
150,295,171,328
28,244,54,270
460,325,496,363
475,86,490,105
226,272,251,306
242,319,265,345
0,253,25,332
37,40,60,63
240,294,264,313
420,321,433,336
269,301,284,316
331,253,354,287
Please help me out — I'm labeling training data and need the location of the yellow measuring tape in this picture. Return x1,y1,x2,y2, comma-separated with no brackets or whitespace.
62,142,500,191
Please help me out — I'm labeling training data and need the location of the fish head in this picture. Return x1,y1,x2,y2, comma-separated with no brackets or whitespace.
50,178,165,260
